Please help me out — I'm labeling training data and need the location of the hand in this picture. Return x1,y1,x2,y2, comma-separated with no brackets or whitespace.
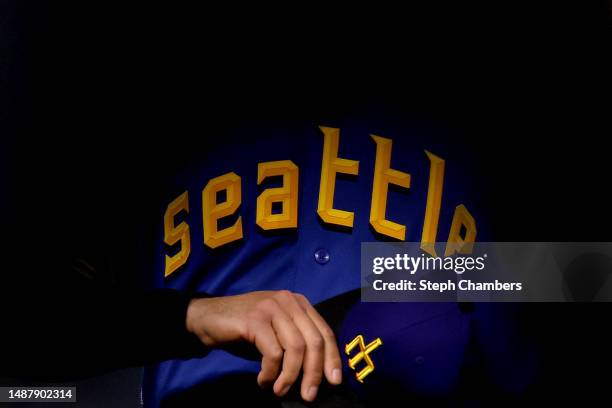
186,290,342,402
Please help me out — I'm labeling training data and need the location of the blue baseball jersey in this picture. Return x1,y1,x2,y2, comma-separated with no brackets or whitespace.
143,114,494,406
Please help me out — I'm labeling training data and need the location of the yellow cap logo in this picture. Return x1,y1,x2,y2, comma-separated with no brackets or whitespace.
345,335,383,383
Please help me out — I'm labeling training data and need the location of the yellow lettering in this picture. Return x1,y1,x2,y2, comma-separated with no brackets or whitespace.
202,172,243,249
317,126,360,227
445,204,477,256
164,191,191,277
256,160,299,230
370,135,411,240
421,151,445,256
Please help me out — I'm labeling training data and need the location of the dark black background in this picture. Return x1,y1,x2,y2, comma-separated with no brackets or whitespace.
1,0,611,405
2,1,610,249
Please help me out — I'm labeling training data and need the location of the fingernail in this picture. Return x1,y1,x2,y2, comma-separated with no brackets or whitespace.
280,384,290,396
306,385,318,401
332,368,342,384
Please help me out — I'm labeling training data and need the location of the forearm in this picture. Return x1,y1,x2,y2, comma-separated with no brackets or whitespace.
0,288,207,380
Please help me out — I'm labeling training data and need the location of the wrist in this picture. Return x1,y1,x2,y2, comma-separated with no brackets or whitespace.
186,297,216,347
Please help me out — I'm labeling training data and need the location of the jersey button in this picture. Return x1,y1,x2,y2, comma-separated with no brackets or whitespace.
314,248,330,265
